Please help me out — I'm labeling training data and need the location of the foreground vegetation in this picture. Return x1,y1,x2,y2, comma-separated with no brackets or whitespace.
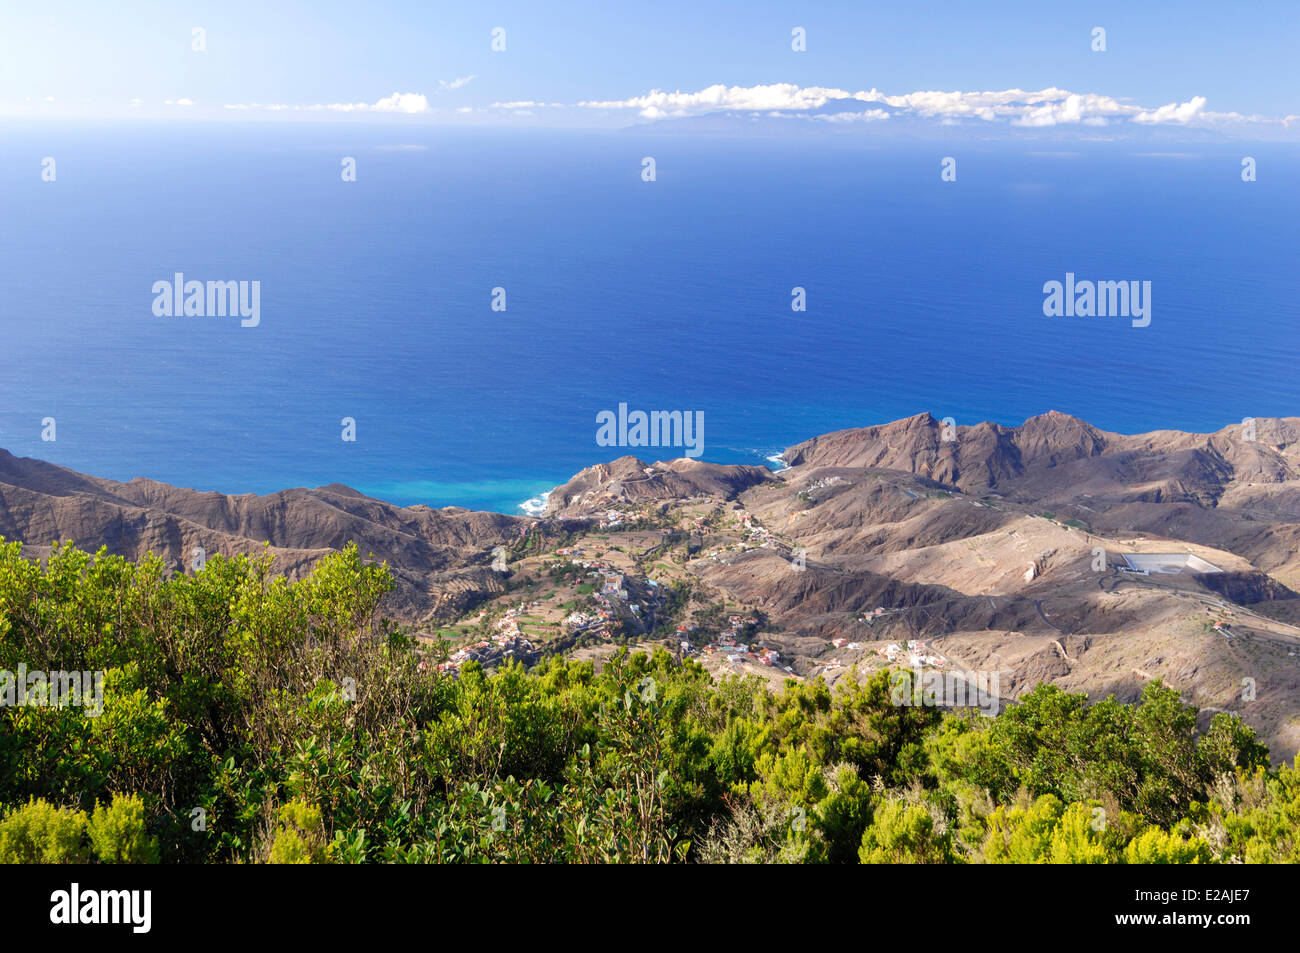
0,540,1296,864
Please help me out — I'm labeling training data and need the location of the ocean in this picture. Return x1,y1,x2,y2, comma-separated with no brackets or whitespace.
2,123,1298,513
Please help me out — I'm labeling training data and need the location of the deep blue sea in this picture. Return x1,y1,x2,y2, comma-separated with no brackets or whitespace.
2,123,1298,513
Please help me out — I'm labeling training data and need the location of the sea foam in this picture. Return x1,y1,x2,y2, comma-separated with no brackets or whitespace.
518,491,552,517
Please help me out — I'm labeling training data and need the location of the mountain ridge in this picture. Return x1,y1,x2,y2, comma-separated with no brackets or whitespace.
6,412,1300,756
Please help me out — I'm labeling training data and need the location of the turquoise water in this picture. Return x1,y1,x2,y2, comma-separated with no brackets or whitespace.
1,124,1297,512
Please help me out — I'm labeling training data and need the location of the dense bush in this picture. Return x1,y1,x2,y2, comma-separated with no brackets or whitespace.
0,539,1292,863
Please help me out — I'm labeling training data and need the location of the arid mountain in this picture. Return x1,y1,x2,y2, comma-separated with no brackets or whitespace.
761,412,1300,758
0,448,530,620
5,411,1300,758
783,410,1300,507
542,456,774,516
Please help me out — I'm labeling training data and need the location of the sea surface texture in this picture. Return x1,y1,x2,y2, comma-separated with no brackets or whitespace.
2,125,1297,512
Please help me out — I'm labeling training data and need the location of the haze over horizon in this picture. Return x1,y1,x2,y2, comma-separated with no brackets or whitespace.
3,1,1297,138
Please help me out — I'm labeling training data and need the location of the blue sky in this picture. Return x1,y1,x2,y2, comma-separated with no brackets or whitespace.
2,1,1297,133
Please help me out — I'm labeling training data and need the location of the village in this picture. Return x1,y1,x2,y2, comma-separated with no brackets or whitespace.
684,613,792,673
816,634,948,678
556,545,658,642
695,508,787,566
426,499,958,689
431,605,540,675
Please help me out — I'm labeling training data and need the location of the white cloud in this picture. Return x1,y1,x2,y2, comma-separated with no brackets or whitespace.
323,91,429,113
224,92,429,114
1008,93,1127,127
816,108,891,123
573,83,1247,130
868,86,1125,124
577,83,1130,123
579,83,872,119
200,83,1285,133
164,98,194,107
373,91,429,112
1132,96,1207,124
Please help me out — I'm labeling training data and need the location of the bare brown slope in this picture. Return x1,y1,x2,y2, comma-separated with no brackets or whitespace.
0,448,529,623
7,409,1300,758
780,411,1300,501
543,455,773,516
681,415,1300,757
